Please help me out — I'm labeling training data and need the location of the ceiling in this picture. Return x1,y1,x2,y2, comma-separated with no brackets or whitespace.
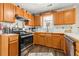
16,3,77,14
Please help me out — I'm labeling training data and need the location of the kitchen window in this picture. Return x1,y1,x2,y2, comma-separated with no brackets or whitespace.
41,14,54,32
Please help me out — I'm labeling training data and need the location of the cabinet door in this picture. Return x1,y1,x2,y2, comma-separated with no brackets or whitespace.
58,11,64,25
45,34,52,47
54,11,64,25
52,34,61,49
60,35,65,50
15,6,24,17
39,35,45,45
24,10,29,19
76,42,79,56
53,12,59,25
28,12,32,20
60,35,67,55
33,35,39,44
9,40,18,56
4,3,15,23
29,15,34,26
34,15,41,26
64,8,76,24
0,3,3,22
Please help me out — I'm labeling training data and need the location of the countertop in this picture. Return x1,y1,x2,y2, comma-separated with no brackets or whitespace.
65,33,79,42
0,32,79,42
0,33,18,36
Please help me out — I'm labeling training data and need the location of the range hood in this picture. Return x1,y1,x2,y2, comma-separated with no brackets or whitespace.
15,14,30,22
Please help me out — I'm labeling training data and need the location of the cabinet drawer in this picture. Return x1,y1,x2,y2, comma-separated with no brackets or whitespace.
9,35,18,42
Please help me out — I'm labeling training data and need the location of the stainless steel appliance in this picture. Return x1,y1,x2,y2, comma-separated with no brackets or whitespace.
13,31,33,55
64,35,75,56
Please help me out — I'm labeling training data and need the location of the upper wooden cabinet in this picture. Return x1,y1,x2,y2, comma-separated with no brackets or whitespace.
4,3,16,23
0,3,34,23
15,6,24,17
0,3,16,23
29,15,34,26
54,8,76,25
0,3,3,22
53,12,59,25
27,12,32,20
25,14,34,26
64,8,76,24
23,10,29,19
34,15,41,26
58,11,64,25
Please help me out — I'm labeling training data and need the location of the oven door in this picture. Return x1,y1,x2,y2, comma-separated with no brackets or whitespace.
21,35,33,51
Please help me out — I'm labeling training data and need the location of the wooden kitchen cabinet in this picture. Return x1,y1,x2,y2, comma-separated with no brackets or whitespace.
53,12,59,25
39,34,46,45
33,35,40,44
33,33,63,49
58,11,64,25
54,8,76,25
24,11,34,26
34,15,41,26
64,8,76,24
8,35,18,56
45,34,52,47
26,11,33,20
33,34,45,45
28,15,34,26
51,34,61,49
75,42,79,56
4,3,16,23
60,35,65,50
15,5,24,17
24,10,29,19
60,34,67,55
33,32,68,55
54,11,64,25
0,3,3,22
0,34,19,56
9,40,18,56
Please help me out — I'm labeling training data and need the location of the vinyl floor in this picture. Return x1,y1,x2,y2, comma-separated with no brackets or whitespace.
25,45,65,56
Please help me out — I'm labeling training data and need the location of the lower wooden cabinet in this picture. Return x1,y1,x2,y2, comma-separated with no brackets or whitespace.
75,42,79,56
0,34,19,56
9,40,18,56
52,34,61,49
33,33,63,49
33,32,68,55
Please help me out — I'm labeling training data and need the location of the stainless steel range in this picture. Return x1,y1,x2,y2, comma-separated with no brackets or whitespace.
13,31,33,55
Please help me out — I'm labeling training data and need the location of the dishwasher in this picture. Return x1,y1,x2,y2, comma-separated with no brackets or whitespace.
64,35,75,56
